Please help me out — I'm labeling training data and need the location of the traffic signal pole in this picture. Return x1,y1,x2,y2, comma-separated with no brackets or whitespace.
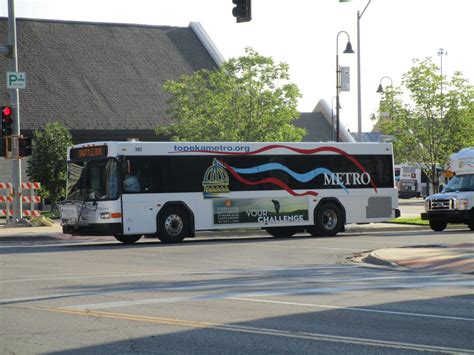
7,0,23,223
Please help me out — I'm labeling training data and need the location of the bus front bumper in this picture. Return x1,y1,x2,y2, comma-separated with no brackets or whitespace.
62,223,123,236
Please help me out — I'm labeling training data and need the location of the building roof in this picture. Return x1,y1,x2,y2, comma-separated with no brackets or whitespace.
295,100,355,142
0,18,219,142
351,132,383,142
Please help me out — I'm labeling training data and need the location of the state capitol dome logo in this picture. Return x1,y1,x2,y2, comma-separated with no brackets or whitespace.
202,159,230,198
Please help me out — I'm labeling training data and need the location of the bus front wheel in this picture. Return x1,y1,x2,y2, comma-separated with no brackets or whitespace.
310,203,343,237
157,207,189,243
114,235,142,244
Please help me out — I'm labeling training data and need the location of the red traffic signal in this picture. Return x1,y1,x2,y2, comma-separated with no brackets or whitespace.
1,106,13,136
2,106,12,116
232,0,251,23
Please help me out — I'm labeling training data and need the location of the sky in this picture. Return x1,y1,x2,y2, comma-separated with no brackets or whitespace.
1,0,473,134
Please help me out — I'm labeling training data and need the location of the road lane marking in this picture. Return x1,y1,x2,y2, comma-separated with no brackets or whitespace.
57,278,474,311
256,243,363,251
14,305,473,354
228,297,474,322
0,265,357,284
2,264,466,285
2,273,472,307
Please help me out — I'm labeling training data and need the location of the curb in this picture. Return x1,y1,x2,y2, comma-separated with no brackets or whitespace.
364,244,474,275
0,222,468,240
344,223,429,233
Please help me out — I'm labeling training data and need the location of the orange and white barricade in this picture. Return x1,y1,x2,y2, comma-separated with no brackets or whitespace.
21,182,42,217
0,183,13,219
0,182,42,219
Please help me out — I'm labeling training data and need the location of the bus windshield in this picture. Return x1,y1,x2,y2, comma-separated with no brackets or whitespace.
66,158,119,201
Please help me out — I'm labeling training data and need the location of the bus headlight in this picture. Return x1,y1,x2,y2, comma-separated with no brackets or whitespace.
456,199,469,210
100,212,122,219
100,212,111,219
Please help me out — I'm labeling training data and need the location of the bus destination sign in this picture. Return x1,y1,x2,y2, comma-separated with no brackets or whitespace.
70,145,108,160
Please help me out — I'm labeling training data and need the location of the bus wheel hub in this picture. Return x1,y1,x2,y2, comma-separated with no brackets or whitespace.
165,214,183,236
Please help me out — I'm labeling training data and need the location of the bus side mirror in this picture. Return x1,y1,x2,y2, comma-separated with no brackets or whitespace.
121,161,130,176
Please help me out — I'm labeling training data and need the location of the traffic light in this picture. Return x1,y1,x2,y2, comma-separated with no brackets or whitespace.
1,106,13,136
19,137,32,157
0,137,5,157
232,0,251,23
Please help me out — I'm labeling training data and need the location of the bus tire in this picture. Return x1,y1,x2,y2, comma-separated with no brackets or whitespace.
114,235,142,244
157,207,188,243
429,220,447,232
264,227,297,238
310,202,343,237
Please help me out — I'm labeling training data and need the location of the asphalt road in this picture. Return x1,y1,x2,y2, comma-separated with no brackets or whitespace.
1,228,473,354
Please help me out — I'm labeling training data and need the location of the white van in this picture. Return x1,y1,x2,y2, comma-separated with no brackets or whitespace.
422,148,474,232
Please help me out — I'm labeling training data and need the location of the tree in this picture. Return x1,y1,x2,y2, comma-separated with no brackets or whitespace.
375,57,474,193
157,48,306,142
27,122,73,209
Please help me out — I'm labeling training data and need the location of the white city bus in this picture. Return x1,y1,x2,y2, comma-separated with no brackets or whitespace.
59,141,400,244
394,164,422,198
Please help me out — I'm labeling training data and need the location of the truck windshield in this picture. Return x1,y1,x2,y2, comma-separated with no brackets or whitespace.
66,158,119,201
443,173,474,192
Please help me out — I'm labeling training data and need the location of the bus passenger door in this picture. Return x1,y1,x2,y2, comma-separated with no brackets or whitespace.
122,195,157,235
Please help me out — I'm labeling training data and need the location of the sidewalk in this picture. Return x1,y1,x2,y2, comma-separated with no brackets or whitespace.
1,220,473,274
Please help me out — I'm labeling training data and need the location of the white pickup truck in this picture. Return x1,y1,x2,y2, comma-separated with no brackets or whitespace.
421,148,474,232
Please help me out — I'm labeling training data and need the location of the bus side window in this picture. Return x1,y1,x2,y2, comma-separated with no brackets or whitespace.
123,161,141,193
123,174,140,193
140,163,154,192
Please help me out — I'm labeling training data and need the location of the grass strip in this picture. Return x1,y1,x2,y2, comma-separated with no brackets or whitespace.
387,217,428,225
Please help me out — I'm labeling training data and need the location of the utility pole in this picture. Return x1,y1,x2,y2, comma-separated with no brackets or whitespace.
1,0,23,224
356,0,372,142
438,48,447,118
437,48,446,93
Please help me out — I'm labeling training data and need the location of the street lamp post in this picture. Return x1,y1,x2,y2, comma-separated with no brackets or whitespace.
336,31,355,142
376,76,393,94
438,48,447,116
376,76,393,120
331,96,340,142
356,0,372,142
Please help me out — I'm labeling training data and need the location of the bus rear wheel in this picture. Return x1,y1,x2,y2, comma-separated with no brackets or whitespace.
157,207,189,243
114,235,142,244
310,203,343,237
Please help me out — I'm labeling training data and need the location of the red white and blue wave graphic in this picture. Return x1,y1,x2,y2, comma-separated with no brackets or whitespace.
219,161,355,197
218,160,321,197
173,144,378,196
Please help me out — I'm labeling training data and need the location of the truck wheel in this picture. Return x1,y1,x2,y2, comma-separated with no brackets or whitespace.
114,235,142,244
157,207,189,243
310,203,343,237
429,220,447,232
468,219,474,231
